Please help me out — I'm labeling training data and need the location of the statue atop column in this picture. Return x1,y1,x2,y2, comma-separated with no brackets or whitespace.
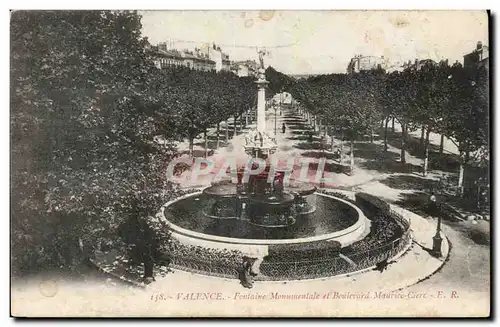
257,49,267,81
244,47,276,158
258,49,265,69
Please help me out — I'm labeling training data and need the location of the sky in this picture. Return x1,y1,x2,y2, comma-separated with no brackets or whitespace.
139,10,489,75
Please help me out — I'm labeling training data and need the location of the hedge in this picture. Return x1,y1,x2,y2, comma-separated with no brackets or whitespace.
355,192,390,217
265,241,342,262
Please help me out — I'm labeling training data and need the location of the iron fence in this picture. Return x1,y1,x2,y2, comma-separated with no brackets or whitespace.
168,209,412,281
169,255,241,279
258,230,411,280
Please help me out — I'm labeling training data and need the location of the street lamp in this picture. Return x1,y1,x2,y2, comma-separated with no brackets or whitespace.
274,103,277,136
432,198,443,257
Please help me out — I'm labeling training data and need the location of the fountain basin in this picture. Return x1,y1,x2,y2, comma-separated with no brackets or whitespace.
159,191,368,255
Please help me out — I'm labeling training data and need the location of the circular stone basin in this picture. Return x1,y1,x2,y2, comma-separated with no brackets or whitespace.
162,192,360,240
286,181,317,196
203,184,238,198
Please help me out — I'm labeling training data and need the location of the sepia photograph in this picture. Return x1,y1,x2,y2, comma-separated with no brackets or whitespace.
10,9,490,317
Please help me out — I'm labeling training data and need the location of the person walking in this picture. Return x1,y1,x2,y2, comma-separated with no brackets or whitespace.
239,257,257,289
282,123,286,134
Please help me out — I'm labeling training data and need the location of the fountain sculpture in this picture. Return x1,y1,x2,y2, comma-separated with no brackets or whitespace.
201,49,317,228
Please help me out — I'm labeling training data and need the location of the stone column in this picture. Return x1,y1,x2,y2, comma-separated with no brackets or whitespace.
256,79,268,133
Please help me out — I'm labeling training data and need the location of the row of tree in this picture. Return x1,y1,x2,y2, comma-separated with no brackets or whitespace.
289,62,489,195
10,10,257,276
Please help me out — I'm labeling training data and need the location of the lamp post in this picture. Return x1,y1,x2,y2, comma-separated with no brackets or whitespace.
274,103,277,136
431,197,443,257
280,89,283,116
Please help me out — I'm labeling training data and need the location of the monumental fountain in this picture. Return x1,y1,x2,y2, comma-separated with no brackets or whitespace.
157,51,412,281
199,51,318,229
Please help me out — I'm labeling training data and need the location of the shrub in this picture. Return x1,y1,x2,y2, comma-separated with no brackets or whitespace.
355,192,390,217
342,210,405,256
265,241,342,262
167,239,244,267
316,190,354,203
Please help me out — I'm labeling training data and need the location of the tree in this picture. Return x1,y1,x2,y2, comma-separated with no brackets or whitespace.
11,10,175,276
413,62,451,176
444,64,489,196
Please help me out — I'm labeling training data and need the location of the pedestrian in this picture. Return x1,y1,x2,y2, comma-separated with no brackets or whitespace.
239,257,256,289
282,123,286,134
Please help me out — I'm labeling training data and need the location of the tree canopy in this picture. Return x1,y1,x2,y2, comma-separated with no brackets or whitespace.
10,10,257,275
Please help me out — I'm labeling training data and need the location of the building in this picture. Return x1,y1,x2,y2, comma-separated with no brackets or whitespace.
401,58,438,71
272,92,293,105
200,44,231,72
152,48,184,69
464,41,489,71
346,55,388,74
193,48,216,72
231,60,258,77
150,43,215,71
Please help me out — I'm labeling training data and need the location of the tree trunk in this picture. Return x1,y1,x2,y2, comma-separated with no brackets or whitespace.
189,136,194,157
339,129,344,164
439,134,444,154
240,113,244,131
331,131,335,152
350,139,355,174
245,110,249,126
384,117,389,151
370,126,374,143
141,225,155,281
225,121,229,142
420,126,425,154
400,124,406,164
204,129,208,158
392,117,395,133
216,122,220,150
423,128,430,177
380,119,384,129
458,151,465,196
233,115,237,137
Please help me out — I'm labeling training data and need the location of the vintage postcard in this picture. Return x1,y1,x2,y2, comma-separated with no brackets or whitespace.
10,10,490,317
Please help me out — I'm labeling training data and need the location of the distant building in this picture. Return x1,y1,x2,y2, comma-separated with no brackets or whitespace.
464,41,489,71
151,48,184,69
221,52,231,72
193,48,216,72
231,60,258,77
150,43,215,71
346,55,388,74
200,44,231,72
385,61,406,73
401,58,439,71
273,92,292,105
